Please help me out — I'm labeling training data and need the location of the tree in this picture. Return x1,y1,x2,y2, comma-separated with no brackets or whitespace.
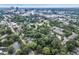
64,30,72,37
51,48,59,55
66,40,76,51
12,15,25,22
34,32,42,38
39,27,49,35
42,35,49,42
75,39,79,47
2,39,13,47
37,38,46,47
7,34,19,42
0,41,2,46
8,46,14,54
5,27,12,34
20,44,30,55
51,38,61,49
15,49,22,55
36,45,42,53
59,47,67,55
29,41,37,50
26,30,34,37
42,47,50,55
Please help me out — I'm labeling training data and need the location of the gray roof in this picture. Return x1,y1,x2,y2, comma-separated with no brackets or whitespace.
52,26,64,35
68,32,78,40
12,42,20,50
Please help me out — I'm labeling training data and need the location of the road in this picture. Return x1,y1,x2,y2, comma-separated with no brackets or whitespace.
4,16,26,45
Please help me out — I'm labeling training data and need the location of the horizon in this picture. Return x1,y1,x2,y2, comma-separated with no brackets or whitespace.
0,4,79,8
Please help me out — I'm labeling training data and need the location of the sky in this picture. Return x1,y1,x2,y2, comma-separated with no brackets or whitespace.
0,4,79,8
